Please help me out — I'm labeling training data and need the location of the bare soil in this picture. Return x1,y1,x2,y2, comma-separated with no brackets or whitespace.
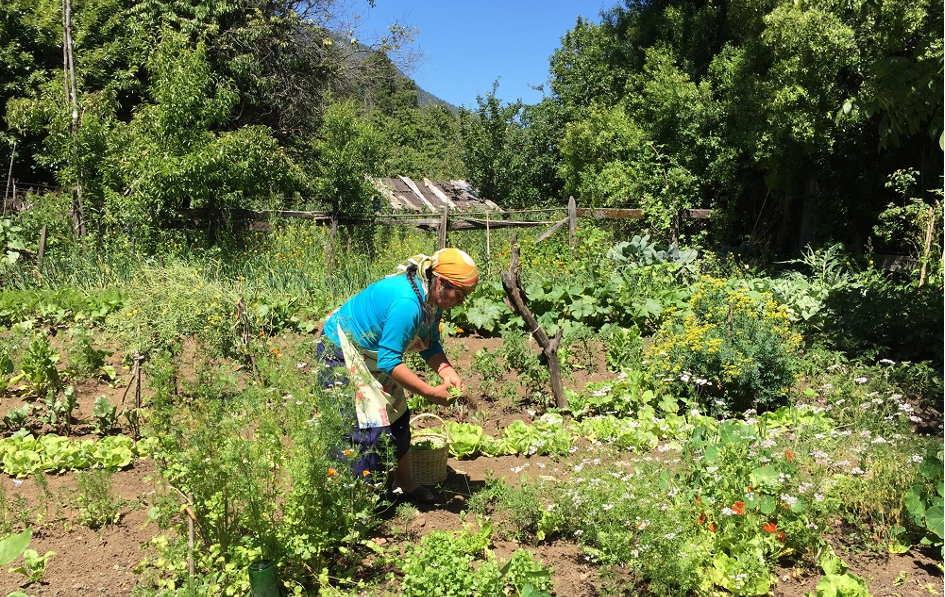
0,334,940,596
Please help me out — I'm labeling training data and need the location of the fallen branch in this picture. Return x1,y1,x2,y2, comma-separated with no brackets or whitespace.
499,235,568,410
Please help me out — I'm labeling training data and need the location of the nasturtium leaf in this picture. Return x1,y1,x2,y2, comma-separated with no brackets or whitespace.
0,528,31,566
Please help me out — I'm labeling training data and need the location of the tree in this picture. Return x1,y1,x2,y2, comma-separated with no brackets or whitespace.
459,84,563,208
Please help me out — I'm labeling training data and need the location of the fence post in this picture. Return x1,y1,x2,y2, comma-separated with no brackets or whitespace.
37,225,47,273
438,206,448,249
568,196,577,247
486,210,491,275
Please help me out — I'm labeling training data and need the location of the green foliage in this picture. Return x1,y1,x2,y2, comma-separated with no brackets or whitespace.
8,547,55,584
811,547,871,597
0,432,137,477
0,218,27,276
143,357,385,593
309,99,383,217
75,469,124,528
559,104,699,230
604,325,643,373
0,288,124,326
65,326,111,379
903,446,944,555
2,405,30,432
375,103,465,180
459,86,563,208
467,478,546,542
104,262,238,357
647,276,802,414
12,335,60,399
539,455,702,596
398,524,553,597
92,395,120,434
0,528,31,566
873,168,943,281
42,384,78,434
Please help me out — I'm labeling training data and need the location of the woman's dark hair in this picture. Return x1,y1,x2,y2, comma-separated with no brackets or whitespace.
405,265,438,323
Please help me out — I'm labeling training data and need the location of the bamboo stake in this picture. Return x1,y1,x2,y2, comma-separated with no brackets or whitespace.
186,493,195,576
918,204,935,287
3,142,14,216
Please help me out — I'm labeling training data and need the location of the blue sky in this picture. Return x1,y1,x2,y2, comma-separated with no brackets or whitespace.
356,1,609,108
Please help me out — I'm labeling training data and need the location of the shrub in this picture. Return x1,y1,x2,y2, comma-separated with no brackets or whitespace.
104,262,238,357
646,276,802,414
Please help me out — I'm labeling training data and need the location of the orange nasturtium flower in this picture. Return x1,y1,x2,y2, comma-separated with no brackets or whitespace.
361,470,371,477
698,513,707,525
777,531,786,542
785,450,795,462
342,449,354,457
708,523,716,532
732,501,746,515
327,468,338,477
763,522,777,533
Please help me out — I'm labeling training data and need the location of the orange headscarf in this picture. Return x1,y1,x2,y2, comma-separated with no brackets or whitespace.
430,248,478,289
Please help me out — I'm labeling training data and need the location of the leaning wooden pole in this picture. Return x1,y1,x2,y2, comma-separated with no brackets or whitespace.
500,235,568,410
62,0,84,238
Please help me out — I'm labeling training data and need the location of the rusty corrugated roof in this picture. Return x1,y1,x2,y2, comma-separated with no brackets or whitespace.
373,177,502,213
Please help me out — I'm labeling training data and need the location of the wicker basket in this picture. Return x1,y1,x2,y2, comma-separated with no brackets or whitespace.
408,413,450,485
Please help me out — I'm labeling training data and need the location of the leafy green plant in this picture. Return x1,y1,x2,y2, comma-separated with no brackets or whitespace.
0,347,13,395
10,335,60,399
680,420,833,593
0,528,31,566
0,432,137,477
604,324,643,372
499,334,549,405
65,326,111,379
567,366,662,419
0,218,27,275
904,447,944,555
2,405,31,432
398,523,552,597
808,546,871,597
8,547,55,584
471,347,505,385
467,478,547,542
42,385,78,434
104,262,240,358
92,395,120,434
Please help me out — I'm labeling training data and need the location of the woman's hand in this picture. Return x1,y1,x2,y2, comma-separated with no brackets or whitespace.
438,366,464,392
426,383,454,406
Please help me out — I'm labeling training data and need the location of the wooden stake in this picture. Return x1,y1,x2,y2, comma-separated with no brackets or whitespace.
486,211,491,275
438,206,449,249
568,196,577,247
38,225,47,273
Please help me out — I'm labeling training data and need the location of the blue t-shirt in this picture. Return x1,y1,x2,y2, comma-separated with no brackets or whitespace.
323,275,444,374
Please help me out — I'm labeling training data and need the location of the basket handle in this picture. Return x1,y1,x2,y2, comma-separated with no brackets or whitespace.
410,412,450,443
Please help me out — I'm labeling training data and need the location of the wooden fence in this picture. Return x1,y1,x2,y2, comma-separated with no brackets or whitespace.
177,197,713,249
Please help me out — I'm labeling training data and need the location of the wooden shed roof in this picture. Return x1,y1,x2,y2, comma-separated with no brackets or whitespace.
373,177,502,213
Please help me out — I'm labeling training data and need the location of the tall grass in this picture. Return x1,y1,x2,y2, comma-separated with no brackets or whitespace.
9,218,615,302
